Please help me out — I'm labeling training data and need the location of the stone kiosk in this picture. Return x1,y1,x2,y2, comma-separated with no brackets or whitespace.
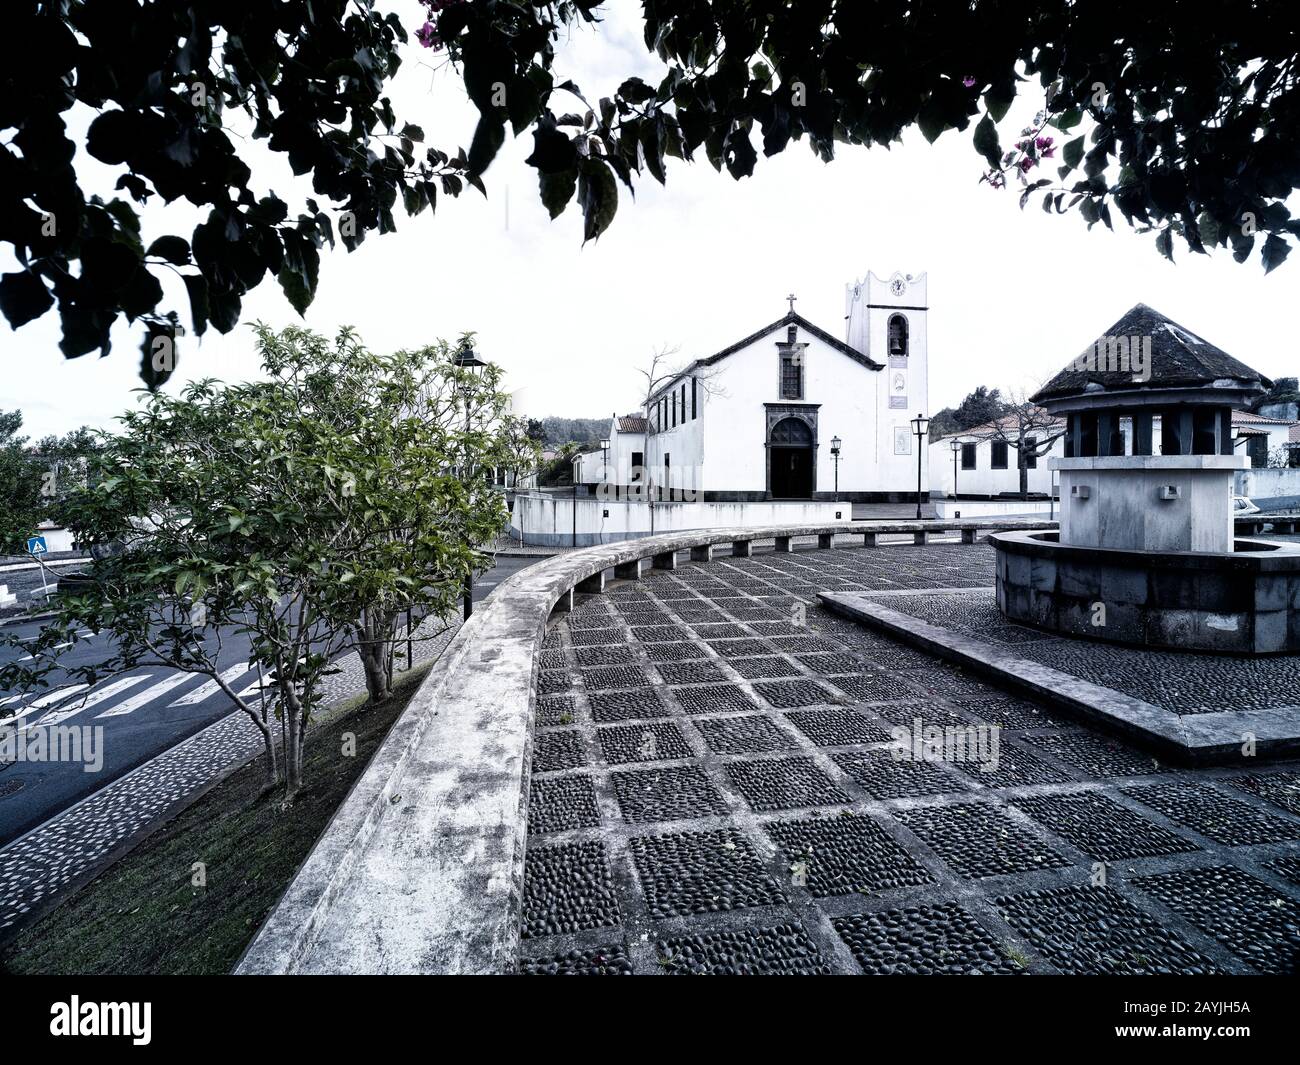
992,304,1300,654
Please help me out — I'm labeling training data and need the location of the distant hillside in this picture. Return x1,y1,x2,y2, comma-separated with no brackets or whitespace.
538,416,610,447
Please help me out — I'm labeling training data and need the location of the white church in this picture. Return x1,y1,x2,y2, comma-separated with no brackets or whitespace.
575,270,931,504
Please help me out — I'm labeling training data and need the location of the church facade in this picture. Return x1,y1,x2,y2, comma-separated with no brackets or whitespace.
591,271,930,503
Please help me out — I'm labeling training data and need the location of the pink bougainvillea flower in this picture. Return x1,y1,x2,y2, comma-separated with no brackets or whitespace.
1019,157,1035,172
1035,136,1054,150
416,21,441,49
962,75,977,87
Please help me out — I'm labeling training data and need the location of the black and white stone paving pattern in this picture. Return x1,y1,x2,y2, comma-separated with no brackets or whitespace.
861,587,1300,716
520,543,1300,974
0,616,460,935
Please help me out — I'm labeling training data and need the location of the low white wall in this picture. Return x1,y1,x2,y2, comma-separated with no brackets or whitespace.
511,493,847,546
932,500,1055,520
31,525,77,553
1236,468,1300,510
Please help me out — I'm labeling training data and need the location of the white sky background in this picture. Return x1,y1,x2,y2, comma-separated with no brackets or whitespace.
3,0,1298,440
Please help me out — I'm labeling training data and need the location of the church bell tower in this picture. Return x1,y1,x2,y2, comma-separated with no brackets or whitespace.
845,270,931,497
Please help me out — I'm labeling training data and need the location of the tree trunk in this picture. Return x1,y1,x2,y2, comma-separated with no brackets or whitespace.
216,671,279,787
283,688,304,801
356,609,393,703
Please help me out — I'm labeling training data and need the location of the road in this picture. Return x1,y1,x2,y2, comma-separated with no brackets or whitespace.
0,553,545,848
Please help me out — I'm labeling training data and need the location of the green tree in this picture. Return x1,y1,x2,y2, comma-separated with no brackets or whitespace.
953,387,1010,431
929,386,1010,440
1251,376,1300,414
29,426,105,528
1,326,527,796
0,411,43,554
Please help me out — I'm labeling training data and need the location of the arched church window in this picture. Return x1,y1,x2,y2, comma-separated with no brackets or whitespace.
888,314,909,357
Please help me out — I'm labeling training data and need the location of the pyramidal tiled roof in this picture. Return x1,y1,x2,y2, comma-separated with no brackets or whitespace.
616,414,648,433
1033,304,1270,402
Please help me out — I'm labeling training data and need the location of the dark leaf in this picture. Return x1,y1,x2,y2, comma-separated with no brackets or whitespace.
983,81,1015,123
139,322,179,391
468,116,507,177
539,169,577,219
120,267,164,318
145,235,191,264
973,115,1001,169
183,273,209,337
0,271,54,328
577,158,618,242
1155,228,1174,262
524,116,578,174
1062,135,1085,170
723,126,757,179
1262,233,1291,274
617,77,655,104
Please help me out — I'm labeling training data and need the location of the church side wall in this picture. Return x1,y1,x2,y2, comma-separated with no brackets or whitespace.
644,385,705,497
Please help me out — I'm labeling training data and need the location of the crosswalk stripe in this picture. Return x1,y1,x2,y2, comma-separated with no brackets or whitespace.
33,675,152,728
233,658,305,701
168,664,251,707
2,685,91,723
17,641,73,662
94,672,197,718
235,675,275,699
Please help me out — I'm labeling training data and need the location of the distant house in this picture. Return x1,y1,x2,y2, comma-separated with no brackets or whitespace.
1231,409,1298,467
928,412,1065,499
570,415,647,494
573,414,649,498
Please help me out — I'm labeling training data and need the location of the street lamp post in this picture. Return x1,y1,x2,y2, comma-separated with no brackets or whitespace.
454,343,488,621
600,437,610,497
830,435,842,502
950,437,961,499
910,412,930,520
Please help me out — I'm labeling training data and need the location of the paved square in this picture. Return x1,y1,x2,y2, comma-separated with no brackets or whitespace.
519,544,1300,975
725,756,851,812
628,828,785,918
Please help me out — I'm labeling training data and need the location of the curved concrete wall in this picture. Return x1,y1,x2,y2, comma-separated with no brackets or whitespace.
237,518,1054,974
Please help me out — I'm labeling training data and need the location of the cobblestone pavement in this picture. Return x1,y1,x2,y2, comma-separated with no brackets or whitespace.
519,543,1300,975
0,616,460,936
854,588,1300,715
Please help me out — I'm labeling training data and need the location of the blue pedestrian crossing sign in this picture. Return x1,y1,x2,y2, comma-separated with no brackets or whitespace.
26,535,47,555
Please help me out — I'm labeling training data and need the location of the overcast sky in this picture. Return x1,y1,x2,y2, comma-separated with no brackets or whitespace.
4,1,1298,440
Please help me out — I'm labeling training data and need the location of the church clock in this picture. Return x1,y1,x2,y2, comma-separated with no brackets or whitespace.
890,276,907,297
